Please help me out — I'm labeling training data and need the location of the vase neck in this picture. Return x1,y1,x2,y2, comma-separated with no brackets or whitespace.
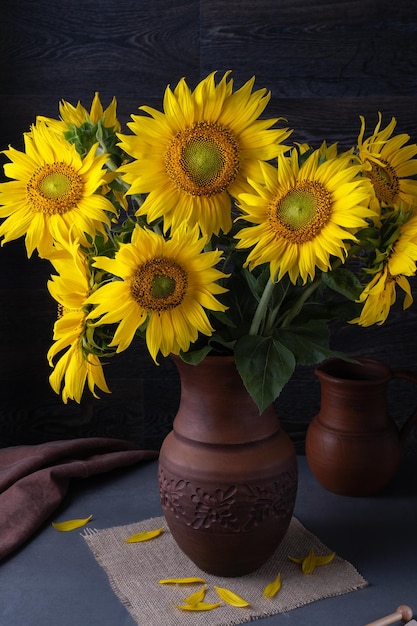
172,356,280,444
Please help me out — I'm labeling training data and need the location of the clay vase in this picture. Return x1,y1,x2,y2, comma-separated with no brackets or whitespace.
158,355,298,577
306,357,417,496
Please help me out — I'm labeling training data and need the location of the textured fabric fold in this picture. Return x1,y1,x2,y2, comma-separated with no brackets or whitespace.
0,438,158,561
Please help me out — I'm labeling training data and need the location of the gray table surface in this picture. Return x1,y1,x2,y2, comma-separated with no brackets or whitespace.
1,454,416,625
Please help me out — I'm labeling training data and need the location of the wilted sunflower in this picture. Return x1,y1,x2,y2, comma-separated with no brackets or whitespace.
47,240,111,403
357,113,417,211
235,147,374,284
352,211,417,326
117,72,291,237
0,121,116,257
87,225,228,362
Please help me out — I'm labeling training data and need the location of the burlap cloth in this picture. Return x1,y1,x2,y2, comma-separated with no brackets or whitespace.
83,515,368,626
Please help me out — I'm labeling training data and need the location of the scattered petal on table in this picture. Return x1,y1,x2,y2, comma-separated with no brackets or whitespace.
214,586,250,607
52,515,93,532
158,577,206,584
176,602,222,611
183,584,207,605
263,573,282,598
288,549,336,574
124,527,164,543
314,552,336,566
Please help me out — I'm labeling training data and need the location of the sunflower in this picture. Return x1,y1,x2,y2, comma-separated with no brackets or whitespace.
351,268,412,327
47,240,111,403
87,224,228,362
117,72,292,237
352,211,417,326
357,113,417,211
235,147,374,284
38,92,121,134
0,121,116,257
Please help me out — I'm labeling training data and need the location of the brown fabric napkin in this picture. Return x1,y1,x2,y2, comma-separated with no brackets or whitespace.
84,515,368,626
0,437,158,561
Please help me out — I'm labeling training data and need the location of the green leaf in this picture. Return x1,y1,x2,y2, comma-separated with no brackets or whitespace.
210,309,236,328
322,267,363,301
179,345,213,365
242,265,269,301
278,321,352,366
235,335,296,412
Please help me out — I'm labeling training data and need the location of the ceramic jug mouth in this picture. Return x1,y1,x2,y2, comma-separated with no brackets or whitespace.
315,357,391,384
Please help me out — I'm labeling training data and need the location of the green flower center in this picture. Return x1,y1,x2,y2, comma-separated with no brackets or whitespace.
28,162,84,214
165,121,240,197
269,181,333,243
151,274,176,299
366,160,400,205
182,137,224,188
131,257,188,311
40,172,71,198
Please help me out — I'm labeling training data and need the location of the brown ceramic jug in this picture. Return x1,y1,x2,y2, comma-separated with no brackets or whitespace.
305,357,417,496
158,355,298,576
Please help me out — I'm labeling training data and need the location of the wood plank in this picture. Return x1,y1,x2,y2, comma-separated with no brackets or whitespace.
1,0,417,450
200,0,417,97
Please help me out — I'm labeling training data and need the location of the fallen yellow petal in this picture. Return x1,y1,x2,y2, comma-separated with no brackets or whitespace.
158,577,206,585
52,515,93,532
288,555,304,564
183,584,207,605
124,527,164,543
289,549,336,574
176,602,222,611
301,550,317,574
263,573,282,598
214,586,250,607
315,552,336,566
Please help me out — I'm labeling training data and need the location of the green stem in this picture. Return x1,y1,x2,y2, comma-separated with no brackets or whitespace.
263,279,291,335
279,277,322,328
249,278,276,336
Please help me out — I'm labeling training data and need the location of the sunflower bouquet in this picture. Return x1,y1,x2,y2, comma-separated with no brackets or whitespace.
1,72,417,411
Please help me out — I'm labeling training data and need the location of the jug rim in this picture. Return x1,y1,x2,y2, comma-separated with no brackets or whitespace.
315,357,391,383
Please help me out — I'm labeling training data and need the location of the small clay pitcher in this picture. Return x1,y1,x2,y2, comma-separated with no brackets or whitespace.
305,357,417,496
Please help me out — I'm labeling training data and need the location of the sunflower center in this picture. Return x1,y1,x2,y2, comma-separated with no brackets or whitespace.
131,257,188,312
269,181,332,243
165,121,239,197
27,162,84,214
366,160,399,205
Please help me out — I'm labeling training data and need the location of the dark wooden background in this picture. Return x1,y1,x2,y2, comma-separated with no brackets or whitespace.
1,0,417,452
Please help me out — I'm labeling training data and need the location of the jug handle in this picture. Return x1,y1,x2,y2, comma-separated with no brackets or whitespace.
392,369,417,445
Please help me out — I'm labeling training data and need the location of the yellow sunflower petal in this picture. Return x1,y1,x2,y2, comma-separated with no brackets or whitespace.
158,578,206,585
214,586,250,607
289,550,336,574
236,146,374,284
0,121,115,256
124,527,164,543
52,515,93,531
118,72,291,237
175,602,222,611
263,573,282,598
183,584,207,605
88,224,227,362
